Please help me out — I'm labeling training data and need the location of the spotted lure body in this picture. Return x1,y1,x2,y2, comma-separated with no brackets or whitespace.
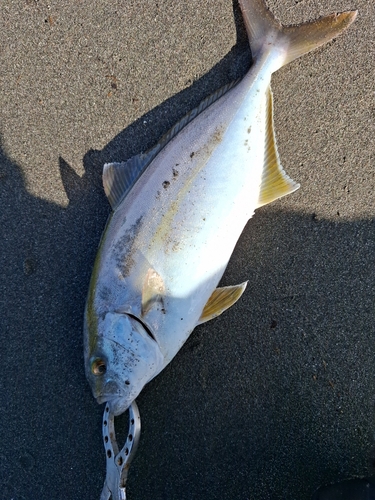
84,0,357,416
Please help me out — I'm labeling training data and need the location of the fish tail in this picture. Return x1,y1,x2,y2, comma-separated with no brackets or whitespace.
239,0,357,69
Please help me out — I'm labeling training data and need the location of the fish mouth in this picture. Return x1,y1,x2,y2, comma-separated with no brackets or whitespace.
94,379,125,406
106,397,132,416
95,392,124,405
95,394,131,415
96,395,110,405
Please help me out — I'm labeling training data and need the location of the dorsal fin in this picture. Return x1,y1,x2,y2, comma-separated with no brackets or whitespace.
197,282,248,325
103,79,240,211
257,86,300,208
103,156,148,211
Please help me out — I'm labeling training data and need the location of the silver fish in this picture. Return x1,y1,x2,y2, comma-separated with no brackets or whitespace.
84,0,357,416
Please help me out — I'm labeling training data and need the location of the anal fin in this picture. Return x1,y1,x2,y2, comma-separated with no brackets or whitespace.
197,282,248,325
257,86,300,208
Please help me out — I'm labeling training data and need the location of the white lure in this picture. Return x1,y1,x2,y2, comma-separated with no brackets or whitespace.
84,0,357,416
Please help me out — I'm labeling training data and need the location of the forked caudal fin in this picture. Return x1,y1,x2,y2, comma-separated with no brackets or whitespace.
103,2,357,213
239,0,357,69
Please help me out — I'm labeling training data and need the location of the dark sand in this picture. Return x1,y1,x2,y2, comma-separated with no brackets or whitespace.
1,1,374,499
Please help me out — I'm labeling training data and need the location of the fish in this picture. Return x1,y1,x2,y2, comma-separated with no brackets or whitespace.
84,0,357,416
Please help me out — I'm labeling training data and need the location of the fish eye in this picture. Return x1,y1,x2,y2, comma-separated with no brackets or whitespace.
91,358,107,376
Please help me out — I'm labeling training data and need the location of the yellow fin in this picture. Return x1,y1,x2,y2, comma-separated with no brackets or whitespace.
197,282,248,325
239,0,357,69
257,87,300,208
282,11,357,66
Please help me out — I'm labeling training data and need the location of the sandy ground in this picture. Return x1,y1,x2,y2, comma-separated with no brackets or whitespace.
1,1,374,499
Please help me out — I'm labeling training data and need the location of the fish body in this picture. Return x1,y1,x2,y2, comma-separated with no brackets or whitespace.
84,0,357,416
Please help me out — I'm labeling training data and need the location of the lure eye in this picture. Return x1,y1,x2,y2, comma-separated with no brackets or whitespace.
91,358,107,376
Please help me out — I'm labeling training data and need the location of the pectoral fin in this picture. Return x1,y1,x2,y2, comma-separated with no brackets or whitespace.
257,87,300,208
141,268,165,316
197,282,248,325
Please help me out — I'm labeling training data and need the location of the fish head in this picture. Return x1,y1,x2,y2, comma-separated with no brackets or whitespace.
85,311,164,416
